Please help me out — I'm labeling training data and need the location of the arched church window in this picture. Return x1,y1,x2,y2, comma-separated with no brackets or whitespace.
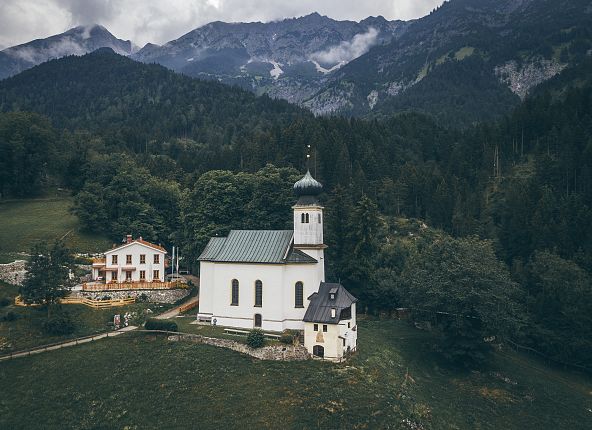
305,213,310,223
231,279,239,306
317,213,321,223
295,282,304,308
301,213,305,223
255,280,262,307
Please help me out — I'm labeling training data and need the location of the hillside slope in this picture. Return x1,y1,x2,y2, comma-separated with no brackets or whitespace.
306,0,592,124
0,48,307,152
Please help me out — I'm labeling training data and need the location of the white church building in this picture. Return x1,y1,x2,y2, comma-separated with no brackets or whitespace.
197,171,357,360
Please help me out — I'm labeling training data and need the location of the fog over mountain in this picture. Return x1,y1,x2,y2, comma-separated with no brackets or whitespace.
0,0,444,49
0,25,132,80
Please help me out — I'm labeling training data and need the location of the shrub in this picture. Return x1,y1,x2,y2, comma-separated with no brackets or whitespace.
0,297,11,307
1,311,19,322
247,329,265,348
144,318,178,332
280,330,300,345
43,311,75,335
138,293,149,302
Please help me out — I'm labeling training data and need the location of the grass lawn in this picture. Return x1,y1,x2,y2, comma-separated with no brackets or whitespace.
0,320,590,429
0,195,111,261
0,281,171,353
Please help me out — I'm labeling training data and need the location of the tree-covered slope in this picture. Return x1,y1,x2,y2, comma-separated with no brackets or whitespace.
0,48,308,152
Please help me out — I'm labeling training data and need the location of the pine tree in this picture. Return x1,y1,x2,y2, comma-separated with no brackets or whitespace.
20,241,73,312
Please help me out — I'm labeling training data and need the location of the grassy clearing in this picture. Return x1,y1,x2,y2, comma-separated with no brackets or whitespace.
0,282,171,353
454,46,476,61
0,196,110,259
0,320,590,429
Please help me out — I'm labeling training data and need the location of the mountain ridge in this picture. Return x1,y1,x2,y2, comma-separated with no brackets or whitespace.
0,24,133,80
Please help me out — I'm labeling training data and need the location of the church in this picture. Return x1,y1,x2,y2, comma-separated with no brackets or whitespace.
197,170,357,360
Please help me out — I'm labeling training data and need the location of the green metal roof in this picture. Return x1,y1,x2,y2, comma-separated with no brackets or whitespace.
199,230,316,264
198,237,227,261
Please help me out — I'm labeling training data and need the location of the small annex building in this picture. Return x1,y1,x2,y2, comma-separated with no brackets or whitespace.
303,283,358,360
197,170,358,361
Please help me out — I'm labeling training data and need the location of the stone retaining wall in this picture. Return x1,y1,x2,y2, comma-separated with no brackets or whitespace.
168,333,310,361
0,260,26,286
71,288,190,304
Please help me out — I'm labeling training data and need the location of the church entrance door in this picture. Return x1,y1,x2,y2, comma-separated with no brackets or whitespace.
254,313,262,328
313,345,324,358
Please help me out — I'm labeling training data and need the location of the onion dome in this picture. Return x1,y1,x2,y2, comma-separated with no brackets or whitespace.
293,170,323,196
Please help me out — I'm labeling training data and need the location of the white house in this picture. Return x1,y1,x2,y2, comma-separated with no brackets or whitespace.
303,283,357,361
197,170,358,360
92,235,167,284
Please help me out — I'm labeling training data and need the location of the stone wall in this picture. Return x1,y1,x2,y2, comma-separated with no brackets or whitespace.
71,288,190,304
168,333,310,361
0,260,26,286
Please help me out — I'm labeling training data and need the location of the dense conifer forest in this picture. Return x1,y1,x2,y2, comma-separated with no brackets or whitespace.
0,50,591,367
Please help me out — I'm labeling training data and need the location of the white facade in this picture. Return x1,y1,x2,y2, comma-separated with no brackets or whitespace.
293,204,323,246
198,190,326,331
304,303,357,362
199,259,323,332
197,171,358,361
92,237,167,283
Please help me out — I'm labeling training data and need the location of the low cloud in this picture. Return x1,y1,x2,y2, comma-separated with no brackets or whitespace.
311,27,379,66
0,0,444,49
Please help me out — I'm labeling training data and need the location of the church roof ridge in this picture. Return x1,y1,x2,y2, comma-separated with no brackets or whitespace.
199,229,318,264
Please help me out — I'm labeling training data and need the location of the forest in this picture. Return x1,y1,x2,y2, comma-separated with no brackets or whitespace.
0,50,591,367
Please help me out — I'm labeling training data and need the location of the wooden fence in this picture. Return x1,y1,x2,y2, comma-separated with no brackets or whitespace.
15,295,136,309
82,281,186,291
505,339,591,374
178,300,199,314
59,296,136,308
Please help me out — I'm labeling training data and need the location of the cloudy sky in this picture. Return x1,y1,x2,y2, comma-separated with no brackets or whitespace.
0,0,444,49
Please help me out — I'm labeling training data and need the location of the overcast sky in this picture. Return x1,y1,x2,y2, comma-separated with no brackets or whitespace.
0,0,444,49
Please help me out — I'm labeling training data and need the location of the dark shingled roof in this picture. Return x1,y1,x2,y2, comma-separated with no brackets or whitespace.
198,230,317,264
285,248,318,263
303,282,357,324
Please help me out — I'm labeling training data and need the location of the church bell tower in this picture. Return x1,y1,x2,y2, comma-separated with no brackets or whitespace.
293,170,326,279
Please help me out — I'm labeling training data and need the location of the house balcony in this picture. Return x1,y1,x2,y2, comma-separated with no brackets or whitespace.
92,258,106,268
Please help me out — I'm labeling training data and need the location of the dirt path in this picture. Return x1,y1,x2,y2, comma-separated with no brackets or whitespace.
0,293,199,361
155,295,199,319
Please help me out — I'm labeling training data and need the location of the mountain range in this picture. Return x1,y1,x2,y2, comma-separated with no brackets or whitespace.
0,0,591,124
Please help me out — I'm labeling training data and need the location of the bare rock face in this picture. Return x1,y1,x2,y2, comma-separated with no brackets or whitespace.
302,81,356,115
0,260,27,286
495,59,567,99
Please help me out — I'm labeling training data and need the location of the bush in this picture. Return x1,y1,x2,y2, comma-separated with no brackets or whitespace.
1,311,19,322
144,318,178,332
43,311,75,335
247,329,265,348
0,297,11,307
279,330,300,345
